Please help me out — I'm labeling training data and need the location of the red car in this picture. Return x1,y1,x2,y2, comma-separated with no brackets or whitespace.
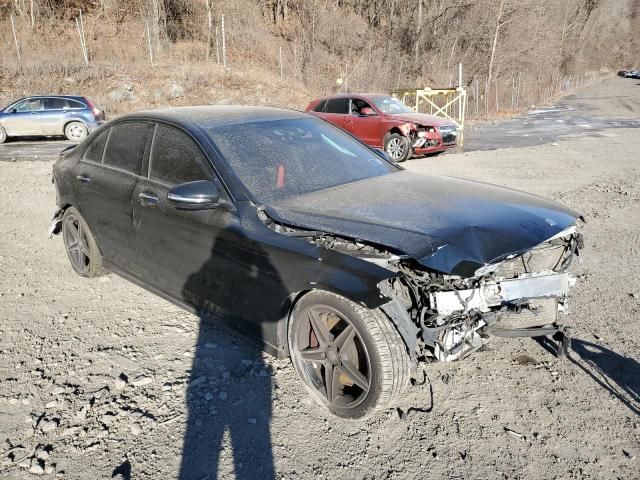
305,93,457,162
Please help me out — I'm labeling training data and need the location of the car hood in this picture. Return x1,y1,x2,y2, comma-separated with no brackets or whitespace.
390,112,453,127
265,171,581,277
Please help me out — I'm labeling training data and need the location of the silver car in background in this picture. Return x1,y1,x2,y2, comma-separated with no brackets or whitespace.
0,95,105,144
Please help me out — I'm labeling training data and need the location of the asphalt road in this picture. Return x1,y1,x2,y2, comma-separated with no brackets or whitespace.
464,99,640,151
0,137,71,162
2,80,640,161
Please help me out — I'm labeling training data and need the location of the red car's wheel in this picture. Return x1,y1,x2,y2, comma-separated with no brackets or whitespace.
384,133,410,162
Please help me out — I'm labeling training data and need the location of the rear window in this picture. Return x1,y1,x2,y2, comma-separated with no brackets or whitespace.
67,99,87,109
102,122,151,175
324,98,349,114
312,100,326,112
149,125,211,185
83,129,109,163
44,98,67,110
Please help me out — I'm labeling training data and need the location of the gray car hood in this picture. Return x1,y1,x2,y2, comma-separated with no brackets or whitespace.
265,171,581,277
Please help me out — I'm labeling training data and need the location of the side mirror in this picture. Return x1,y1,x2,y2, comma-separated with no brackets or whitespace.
9,108,17,113
374,148,391,162
361,107,376,116
167,180,219,210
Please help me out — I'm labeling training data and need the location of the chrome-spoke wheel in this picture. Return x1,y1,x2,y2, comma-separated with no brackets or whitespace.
292,305,372,409
64,214,90,274
385,134,409,162
386,138,405,159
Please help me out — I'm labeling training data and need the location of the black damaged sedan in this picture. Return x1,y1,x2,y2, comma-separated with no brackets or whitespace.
51,106,583,418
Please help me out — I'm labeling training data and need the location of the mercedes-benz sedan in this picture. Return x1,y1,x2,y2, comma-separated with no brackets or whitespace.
50,106,583,418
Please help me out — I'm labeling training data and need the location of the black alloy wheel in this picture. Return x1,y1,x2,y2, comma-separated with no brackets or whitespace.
289,291,410,419
62,207,103,277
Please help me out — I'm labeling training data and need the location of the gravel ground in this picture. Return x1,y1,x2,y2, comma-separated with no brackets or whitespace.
0,77,638,480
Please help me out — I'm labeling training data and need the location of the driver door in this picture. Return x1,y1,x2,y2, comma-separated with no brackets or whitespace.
2,98,43,136
344,98,381,147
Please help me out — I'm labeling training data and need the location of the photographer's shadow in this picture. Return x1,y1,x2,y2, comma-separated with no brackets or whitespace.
178,231,288,479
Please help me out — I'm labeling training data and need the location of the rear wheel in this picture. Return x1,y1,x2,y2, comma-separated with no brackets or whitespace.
62,207,103,277
384,132,411,162
64,122,88,142
0,126,8,144
289,291,410,419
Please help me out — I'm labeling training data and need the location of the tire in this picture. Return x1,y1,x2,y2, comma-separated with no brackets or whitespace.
0,126,8,144
384,132,411,162
64,122,88,143
61,207,104,277
288,291,410,419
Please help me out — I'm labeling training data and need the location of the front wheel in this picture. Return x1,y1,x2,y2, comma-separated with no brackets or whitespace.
64,122,88,143
384,132,411,162
289,291,410,419
0,126,8,144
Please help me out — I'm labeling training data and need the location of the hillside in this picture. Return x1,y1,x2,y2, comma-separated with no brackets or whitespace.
1,0,639,116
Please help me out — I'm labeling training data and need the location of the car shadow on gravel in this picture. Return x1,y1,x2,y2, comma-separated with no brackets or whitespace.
536,337,640,415
177,237,283,479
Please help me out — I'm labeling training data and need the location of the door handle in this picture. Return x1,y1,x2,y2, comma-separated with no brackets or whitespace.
138,191,159,206
76,174,91,184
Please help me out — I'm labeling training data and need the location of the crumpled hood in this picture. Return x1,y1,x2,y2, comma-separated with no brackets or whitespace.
265,171,581,277
390,112,453,128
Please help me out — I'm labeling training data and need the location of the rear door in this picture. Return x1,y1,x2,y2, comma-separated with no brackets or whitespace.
316,97,349,129
73,121,152,270
41,97,68,135
2,98,42,136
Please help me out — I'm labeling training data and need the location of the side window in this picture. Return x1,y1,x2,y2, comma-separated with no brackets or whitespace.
67,99,87,109
103,122,151,175
324,98,349,114
149,125,211,186
312,100,326,112
14,98,42,112
44,98,67,110
83,129,109,163
351,98,372,115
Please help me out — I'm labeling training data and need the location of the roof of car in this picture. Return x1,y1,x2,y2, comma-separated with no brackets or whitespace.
314,93,389,101
25,95,88,99
120,105,311,129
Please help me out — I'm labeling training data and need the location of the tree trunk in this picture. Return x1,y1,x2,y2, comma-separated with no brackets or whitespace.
487,0,504,86
414,0,423,65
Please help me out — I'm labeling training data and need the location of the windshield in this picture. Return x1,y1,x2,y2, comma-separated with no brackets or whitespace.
370,95,413,114
206,118,396,202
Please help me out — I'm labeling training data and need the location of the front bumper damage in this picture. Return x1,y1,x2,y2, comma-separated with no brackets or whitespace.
405,125,457,156
377,226,583,363
425,272,575,361
429,272,575,315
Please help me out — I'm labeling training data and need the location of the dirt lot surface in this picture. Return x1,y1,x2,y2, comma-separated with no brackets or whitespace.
1,77,638,480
